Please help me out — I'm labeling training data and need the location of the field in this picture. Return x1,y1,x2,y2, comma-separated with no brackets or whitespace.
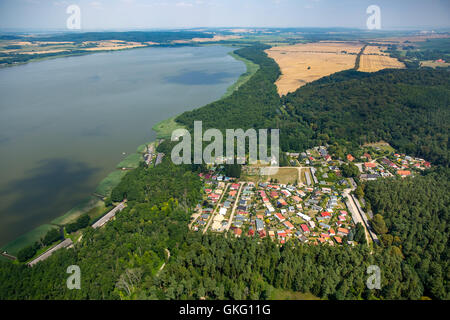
420,60,450,68
269,287,320,300
266,41,363,96
358,46,405,72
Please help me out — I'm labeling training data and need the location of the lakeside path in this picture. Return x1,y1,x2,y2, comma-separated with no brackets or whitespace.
92,202,126,229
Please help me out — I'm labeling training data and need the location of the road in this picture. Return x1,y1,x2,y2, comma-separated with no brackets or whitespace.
28,238,73,267
92,202,126,229
343,178,370,244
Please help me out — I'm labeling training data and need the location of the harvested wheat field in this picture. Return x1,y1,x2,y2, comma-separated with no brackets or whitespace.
358,46,405,72
266,41,363,96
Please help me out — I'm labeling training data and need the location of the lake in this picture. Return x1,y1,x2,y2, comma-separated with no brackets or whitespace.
0,45,246,247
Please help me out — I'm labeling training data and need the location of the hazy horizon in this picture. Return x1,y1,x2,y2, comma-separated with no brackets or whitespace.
0,0,449,32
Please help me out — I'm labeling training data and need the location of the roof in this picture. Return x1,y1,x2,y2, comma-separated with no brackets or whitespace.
301,224,310,233
397,170,411,176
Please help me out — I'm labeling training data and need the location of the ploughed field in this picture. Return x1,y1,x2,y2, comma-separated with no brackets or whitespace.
358,45,405,72
266,41,363,96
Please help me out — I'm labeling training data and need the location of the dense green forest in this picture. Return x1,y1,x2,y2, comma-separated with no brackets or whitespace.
364,169,450,299
279,69,449,166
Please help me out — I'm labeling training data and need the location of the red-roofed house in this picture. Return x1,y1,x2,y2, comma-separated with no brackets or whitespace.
301,224,310,233
321,211,331,218
347,154,355,162
337,227,349,236
283,221,295,230
275,213,286,222
397,170,411,177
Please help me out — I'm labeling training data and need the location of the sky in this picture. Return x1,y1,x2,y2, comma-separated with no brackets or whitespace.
0,0,449,31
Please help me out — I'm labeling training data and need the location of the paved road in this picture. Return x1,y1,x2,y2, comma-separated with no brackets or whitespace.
92,202,126,229
343,179,371,244
28,238,73,267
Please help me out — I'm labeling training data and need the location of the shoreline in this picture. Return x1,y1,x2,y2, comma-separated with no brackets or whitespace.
0,45,253,256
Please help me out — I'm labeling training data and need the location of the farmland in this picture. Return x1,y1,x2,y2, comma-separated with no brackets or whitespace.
358,45,405,72
266,41,363,96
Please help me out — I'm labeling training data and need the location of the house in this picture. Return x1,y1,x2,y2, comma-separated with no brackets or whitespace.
277,230,287,238
219,207,227,215
334,236,342,244
275,213,286,222
320,211,331,219
230,183,240,190
347,154,355,162
283,221,295,230
329,228,336,236
255,219,264,231
297,212,311,221
319,222,331,230
234,228,242,237
292,195,302,203
300,224,310,233
281,190,291,197
308,220,316,229
338,227,349,236
397,170,411,177
364,162,377,169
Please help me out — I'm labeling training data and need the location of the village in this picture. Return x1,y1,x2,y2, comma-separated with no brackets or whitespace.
189,143,432,247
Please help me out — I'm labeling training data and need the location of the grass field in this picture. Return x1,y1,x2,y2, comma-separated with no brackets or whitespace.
95,170,128,197
266,41,363,96
0,224,58,256
152,116,186,139
260,167,300,184
270,287,320,300
117,153,143,169
222,51,260,98
420,60,450,68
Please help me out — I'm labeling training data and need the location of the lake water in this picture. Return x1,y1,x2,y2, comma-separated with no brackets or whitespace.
0,45,246,247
